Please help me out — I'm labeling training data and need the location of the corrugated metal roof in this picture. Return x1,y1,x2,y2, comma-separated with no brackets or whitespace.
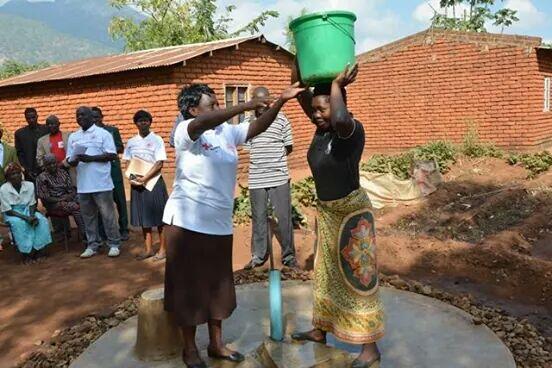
0,35,281,89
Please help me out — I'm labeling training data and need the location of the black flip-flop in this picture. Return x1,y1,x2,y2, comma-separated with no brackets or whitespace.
291,331,327,344
207,349,245,363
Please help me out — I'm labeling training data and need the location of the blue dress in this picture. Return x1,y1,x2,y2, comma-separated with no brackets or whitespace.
0,181,52,254
4,205,52,254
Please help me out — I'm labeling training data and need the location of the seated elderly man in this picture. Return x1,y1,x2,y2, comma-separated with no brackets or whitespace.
36,154,86,241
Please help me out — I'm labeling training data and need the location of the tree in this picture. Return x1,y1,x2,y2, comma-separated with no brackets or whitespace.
109,0,279,52
284,8,308,54
0,60,49,80
430,0,519,33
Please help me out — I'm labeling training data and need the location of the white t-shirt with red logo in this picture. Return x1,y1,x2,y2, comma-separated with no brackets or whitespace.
162,119,250,235
123,132,167,163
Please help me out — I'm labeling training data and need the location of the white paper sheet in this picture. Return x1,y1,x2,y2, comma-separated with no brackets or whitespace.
69,143,87,163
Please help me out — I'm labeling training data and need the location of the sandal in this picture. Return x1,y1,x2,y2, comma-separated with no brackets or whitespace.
207,347,245,363
152,253,166,261
135,252,155,261
291,331,327,344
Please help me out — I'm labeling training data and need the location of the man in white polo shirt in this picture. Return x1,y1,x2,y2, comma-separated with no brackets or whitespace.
67,106,121,258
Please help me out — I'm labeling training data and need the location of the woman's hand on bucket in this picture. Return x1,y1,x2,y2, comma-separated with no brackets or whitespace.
334,62,359,88
281,82,306,102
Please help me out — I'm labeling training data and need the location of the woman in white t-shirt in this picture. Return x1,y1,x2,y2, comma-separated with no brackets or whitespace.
163,82,304,368
123,110,168,261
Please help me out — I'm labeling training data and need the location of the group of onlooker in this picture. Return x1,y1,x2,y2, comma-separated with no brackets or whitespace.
1,106,168,264
1,84,299,270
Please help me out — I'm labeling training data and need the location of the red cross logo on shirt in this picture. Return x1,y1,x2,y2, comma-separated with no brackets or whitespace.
201,142,213,150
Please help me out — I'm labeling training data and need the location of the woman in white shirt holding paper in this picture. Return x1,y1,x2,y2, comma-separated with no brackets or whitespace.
123,110,168,261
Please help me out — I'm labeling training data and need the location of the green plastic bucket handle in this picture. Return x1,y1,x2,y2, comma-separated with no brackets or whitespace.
322,13,356,45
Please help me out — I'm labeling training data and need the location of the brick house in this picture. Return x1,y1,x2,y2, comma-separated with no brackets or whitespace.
349,29,552,152
2,29,552,181
0,36,313,179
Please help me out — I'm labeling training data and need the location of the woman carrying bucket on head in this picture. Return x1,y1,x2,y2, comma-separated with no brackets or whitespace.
289,11,384,368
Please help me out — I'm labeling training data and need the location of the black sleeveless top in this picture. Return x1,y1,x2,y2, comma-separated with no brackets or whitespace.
307,120,365,201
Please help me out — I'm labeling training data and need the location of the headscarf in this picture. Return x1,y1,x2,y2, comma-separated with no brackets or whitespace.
4,162,22,178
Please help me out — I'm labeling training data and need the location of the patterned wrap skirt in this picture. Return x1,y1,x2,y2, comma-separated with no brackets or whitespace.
313,188,385,344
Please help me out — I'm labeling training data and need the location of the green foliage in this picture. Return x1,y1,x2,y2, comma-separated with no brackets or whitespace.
109,0,279,51
362,153,414,180
508,152,552,178
431,0,518,33
0,60,49,80
362,141,456,180
291,177,316,207
291,205,308,228
412,141,457,170
461,123,504,158
284,8,308,54
362,125,520,179
233,184,252,225
493,8,519,32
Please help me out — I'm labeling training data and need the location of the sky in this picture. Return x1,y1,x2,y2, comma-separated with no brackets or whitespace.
0,0,550,52
220,0,552,53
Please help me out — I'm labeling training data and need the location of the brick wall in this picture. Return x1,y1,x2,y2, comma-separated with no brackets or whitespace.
0,41,314,179
170,41,314,181
350,29,551,152
0,66,177,151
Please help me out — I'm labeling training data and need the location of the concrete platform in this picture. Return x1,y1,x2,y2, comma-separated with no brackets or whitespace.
70,281,515,368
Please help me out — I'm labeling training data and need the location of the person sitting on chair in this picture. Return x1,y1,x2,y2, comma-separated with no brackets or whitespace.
36,154,86,241
0,162,52,264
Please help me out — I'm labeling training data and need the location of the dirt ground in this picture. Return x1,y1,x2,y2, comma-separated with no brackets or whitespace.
1,156,551,367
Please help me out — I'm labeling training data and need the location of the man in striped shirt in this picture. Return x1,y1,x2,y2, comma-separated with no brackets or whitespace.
244,86,298,270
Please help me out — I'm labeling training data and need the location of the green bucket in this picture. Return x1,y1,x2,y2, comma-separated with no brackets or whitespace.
290,10,356,85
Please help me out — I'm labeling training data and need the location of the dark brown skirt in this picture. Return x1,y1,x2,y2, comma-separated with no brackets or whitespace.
164,225,236,326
